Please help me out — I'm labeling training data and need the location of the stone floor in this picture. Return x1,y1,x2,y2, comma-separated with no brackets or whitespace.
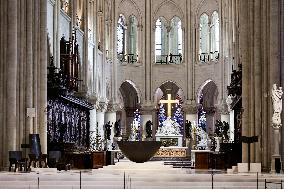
0,160,284,189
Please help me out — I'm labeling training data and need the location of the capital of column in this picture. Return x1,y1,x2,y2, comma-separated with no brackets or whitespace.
183,104,198,114
96,101,108,113
140,105,155,115
216,102,229,115
272,123,282,129
203,107,217,114
106,103,121,112
87,93,98,105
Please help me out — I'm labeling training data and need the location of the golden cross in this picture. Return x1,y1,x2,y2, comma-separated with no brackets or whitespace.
160,94,179,117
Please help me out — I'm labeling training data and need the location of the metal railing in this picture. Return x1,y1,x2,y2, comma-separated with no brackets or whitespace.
265,179,283,189
199,51,219,62
155,54,182,64
118,53,138,64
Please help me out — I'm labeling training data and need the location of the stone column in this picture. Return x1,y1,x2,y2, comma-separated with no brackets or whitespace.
25,0,34,144
184,104,198,124
145,0,151,101
105,103,118,149
96,102,107,147
89,108,97,150
39,0,47,154
0,0,6,169
271,126,282,173
239,0,249,164
88,95,98,150
6,0,18,156
33,0,39,133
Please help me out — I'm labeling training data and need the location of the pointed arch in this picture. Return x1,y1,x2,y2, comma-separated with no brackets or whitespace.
154,0,184,20
118,0,142,22
154,80,185,104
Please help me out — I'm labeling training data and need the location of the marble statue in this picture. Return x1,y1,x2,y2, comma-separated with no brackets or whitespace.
271,84,283,127
156,117,181,136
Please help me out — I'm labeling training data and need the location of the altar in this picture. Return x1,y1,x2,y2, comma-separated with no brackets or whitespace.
155,94,184,147
155,134,183,147
155,146,187,158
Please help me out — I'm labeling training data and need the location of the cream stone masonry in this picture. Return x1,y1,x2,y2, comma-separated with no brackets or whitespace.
0,0,283,173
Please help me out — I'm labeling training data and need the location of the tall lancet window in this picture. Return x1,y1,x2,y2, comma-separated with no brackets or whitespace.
155,17,168,63
199,13,209,62
128,15,138,63
210,11,220,61
117,14,126,61
169,16,182,64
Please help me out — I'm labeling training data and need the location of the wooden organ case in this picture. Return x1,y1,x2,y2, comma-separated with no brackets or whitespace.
47,31,94,169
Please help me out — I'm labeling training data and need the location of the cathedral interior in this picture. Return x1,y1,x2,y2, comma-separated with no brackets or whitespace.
0,0,284,180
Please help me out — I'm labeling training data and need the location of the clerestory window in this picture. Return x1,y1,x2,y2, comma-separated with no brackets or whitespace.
199,11,220,63
210,11,220,61
155,17,183,64
117,14,126,57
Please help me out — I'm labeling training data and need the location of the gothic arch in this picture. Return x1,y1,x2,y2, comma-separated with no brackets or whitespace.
197,79,219,107
196,0,218,17
154,0,184,21
154,80,185,104
118,80,142,135
118,0,142,24
119,80,141,105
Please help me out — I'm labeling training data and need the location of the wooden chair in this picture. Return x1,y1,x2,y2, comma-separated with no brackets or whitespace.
9,151,28,172
29,153,47,168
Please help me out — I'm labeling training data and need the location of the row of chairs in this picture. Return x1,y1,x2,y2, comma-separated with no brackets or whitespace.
9,151,47,172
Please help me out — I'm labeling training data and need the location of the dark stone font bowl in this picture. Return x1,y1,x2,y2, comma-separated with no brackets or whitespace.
117,141,162,163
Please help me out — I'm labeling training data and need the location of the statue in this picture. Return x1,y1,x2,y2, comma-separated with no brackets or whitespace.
156,117,181,136
146,120,153,138
222,121,230,141
214,120,223,137
114,119,121,137
271,84,283,126
185,120,192,138
105,121,111,140
196,126,209,150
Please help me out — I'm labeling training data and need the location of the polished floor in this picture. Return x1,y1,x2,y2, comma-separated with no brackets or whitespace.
0,160,283,189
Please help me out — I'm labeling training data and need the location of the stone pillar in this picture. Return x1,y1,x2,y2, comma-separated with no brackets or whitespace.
6,0,18,156
88,95,98,150
184,104,198,124
271,126,282,173
96,102,107,146
89,108,97,149
39,0,47,154
229,110,234,141
0,0,5,169
145,0,151,101
25,0,34,144
33,0,39,133
105,103,118,149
